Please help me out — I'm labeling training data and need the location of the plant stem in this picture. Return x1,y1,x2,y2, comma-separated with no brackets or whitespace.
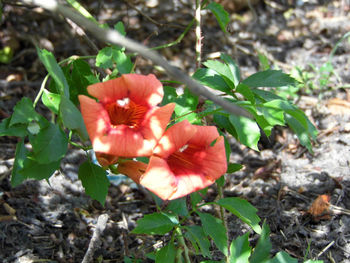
195,0,202,68
175,227,191,263
151,19,195,51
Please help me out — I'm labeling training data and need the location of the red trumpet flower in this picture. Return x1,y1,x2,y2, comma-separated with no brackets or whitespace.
79,74,175,157
137,120,227,200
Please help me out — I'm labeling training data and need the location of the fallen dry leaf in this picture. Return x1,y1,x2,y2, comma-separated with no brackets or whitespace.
308,194,331,221
326,98,350,115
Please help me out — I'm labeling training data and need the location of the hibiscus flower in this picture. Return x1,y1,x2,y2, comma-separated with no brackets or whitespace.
121,120,227,200
79,74,175,157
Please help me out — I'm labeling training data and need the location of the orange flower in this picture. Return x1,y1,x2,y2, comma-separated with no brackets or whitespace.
79,74,175,157
136,120,227,200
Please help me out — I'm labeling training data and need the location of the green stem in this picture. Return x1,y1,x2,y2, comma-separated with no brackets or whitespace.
175,227,191,263
151,19,195,50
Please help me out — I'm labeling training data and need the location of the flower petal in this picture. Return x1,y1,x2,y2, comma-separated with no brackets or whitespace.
118,160,148,184
122,74,163,107
140,156,178,200
95,152,118,167
87,77,128,104
153,120,197,158
141,103,176,145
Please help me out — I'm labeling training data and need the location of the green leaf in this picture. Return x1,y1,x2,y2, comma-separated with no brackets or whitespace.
227,163,243,173
217,197,261,234
220,53,240,87
259,102,285,127
243,70,297,88
198,212,228,256
20,158,60,180
42,90,61,114
162,86,178,105
229,233,251,263
174,89,199,123
303,260,323,263
78,161,110,205
30,123,68,164
206,2,229,33
114,50,133,74
0,117,28,137
11,140,29,187
37,48,70,97
132,212,177,235
9,97,41,126
59,95,88,141
216,175,225,187
266,251,297,263
192,68,232,94
236,83,255,104
27,121,41,135
184,225,211,258
285,115,314,153
258,53,270,71
249,221,271,263
156,241,176,263
190,190,206,208
229,115,260,151
166,198,189,217
96,46,116,69
71,59,98,104
214,114,237,137
114,21,126,36
203,60,235,89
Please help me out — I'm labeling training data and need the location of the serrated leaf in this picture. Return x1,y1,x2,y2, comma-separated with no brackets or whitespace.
242,70,297,88
259,102,285,127
249,221,271,263
229,115,260,151
220,53,240,87
20,158,60,180
132,212,177,235
166,198,189,217
30,123,68,164
78,161,110,205
229,233,251,263
11,140,29,187
9,97,41,126
156,241,176,263
227,163,243,173
206,2,229,33
203,60,235,89
37,48,70,97
217,197,261,234
0,117,28,137
60,95,88,141
184,225,211,258
198,212,228,256
192,68,232,94
266,251,297,263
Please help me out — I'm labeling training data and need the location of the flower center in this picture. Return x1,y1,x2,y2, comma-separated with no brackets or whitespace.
106,98,148,128
168,144,202,171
